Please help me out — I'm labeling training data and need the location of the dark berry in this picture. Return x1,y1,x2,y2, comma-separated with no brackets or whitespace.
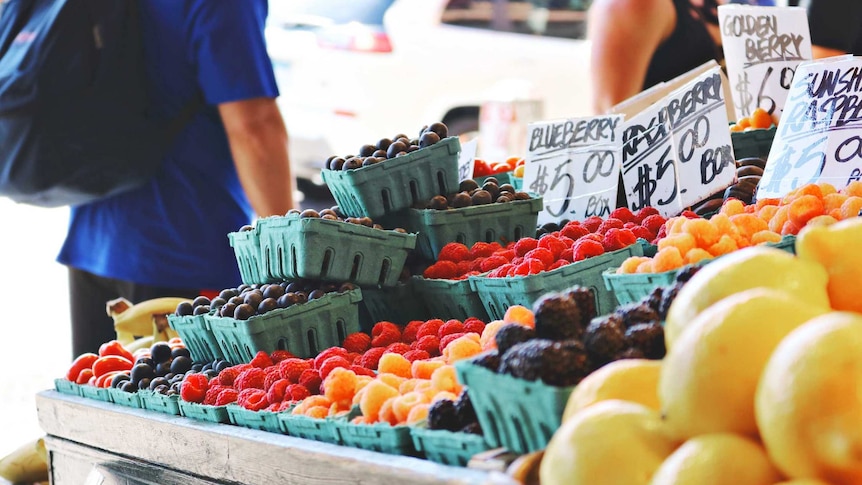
472,351,500,372
494,324,535,355
175,301,193,316
533,292,584,341
192,296,211,308
625,323,666,359
170,356,193,375
583,316,626,366
674,264,702,283
643,286,665,313
428,399,460,431
454,390,477,427
564,286,597,327
150,342,172,364
460,422,483,435
499,339,590,387
614,347,647,360
615,303,660,329
658,282,684,320
171,347,191,359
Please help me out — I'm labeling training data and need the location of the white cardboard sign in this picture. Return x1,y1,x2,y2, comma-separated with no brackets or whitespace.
457,137,479,182
523,115,624,225
758,55,862,198
718,5,812,120
621,66,737,216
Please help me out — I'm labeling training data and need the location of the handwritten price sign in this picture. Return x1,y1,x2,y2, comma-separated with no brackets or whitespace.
759,56,862,198
718,5,812,120
523,115,624,225
457,138,479,182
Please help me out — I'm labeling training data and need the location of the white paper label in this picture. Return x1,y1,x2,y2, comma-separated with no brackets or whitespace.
457,137,479,182
759,56,862,198
523,115,624,225
719,5,812,120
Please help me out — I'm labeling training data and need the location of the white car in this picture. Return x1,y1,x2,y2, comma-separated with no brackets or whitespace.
266,0,594,194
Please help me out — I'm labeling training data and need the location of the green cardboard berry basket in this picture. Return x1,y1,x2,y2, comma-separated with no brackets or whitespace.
411,276,489,322
106,387,142,408
206,288,362,363
454,355,575,454
359,281,427,331
54,378,84,397
228,226,277,286
731,125,776,160
278,413,341,444
138,390,182,416
257,214,417,288
78,384,113,403
410,424,491,466
321,137,461,219
227,405,286,433
404,196,542,261
512,176,523,191
473,172,514,187
178,401,231,424
168,313,225,363
468,243,645,321
332,407,418,456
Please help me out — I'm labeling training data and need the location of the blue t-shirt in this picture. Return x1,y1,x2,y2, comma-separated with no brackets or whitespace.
57,0,279,290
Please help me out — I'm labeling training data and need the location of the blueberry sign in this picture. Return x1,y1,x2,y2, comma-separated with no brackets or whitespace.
759,56,862,199
719,5,812,120
523,115,623,225
622,66,737,215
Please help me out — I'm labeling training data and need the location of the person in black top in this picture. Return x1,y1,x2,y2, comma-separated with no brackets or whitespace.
588,0,726,114
803,0,862,57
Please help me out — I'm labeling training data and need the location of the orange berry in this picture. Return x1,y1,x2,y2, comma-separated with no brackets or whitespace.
707,234,739,257
376,372,406,390
750,108,773,129
657,233,696,256
755,198,780,210
293,395,331,415
305,405,330,419
412,359,446,380
618,256,650,274
355,375,373,392
378,397,399,426
323,367,357,404
730,123,745,133
709,213,736,236
684,248,713,265
652,247,684,273
839,196,862,220
443,335,483,364
399,378,420,394
729,213,769,239
503,305,535,328
666,216,687,235
817,182,837,196
378,353,412,379
767,205,790,233
842,181,862,197
431,391,459,403
781,220,801,236
806,215,839,227
720,199,746,216
824,193,849,212
788,194,825,227
794,183,824,200
406,403,430,424
635,259,655,274
737,116,752,129
430,365,460,394
359,380,399,422
757,205,779,223
683,218,720,247
480,320,506,350
392,391,428,424
414,380,433,394
751,230,782,245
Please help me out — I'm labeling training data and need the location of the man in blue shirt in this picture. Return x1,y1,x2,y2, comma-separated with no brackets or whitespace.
57,0,295,357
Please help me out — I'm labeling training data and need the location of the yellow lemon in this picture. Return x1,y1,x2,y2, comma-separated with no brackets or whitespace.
796,217,862,314
665,246,830,349
774,481,834,485
563,359,662,420
649,433,781,485
756,312,862,484
659,287,828,441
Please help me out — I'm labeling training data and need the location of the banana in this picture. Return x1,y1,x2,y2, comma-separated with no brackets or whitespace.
736,165,764,177
0,437,48,484
109,297,190,340
125,335,155,353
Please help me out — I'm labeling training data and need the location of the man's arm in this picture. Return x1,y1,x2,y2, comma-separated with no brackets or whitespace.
219,97,295,217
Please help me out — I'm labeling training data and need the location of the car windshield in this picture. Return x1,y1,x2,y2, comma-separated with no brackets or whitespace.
271,0,395,26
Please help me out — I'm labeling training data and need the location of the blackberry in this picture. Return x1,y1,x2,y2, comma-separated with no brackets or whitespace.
533,292,583,341
615,303,660,329
564,286,597,327
473,351,501,372
625,323,666,359
494,324,536,355
658,282,685,320
460,422,483,435
499,339,591,387
428,399,461,431
614,347,646,360
674,264,702,283
643,286,665,313
583,316,626,365
454,390,478,427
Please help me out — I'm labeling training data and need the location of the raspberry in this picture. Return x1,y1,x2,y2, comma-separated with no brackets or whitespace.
412,359,446,380
495,248,516,261
439,332,467,352
631,225,654,241
635,206,660,223
351,353,364,365
385,342,411,355
525,247,555,268
560,223,589,241
437,319,465,338
463,317,485,335
443,335,483,364
209,377,219,388
215,388,238,406
319,356,351,380
217,367,240,387
469,241,496,258
438,242,470,262
298,369,322,395
342,332,372,354
537,235,567,259
403,349,431,362
287,383,310,401
359,347,387,370
377,353,412,379
180,373,208,403
470,257,487,272
264,371,281,390
417,319,445,340
610,207,635,223
479,255,509,272
548,259,569,271
266,403,281,412
278,358,311,383
324,367,358,404
276,401,293,412
203,384,224,405
573,239,605,261
371,328,400,348
313,347,349,370
350,365,376,377
402,320,425,344
453,260,472,277
266,379,290,403
234,367,266,391
582,216,603,232
580,232,604,243
411,335,441,357
681,210,699,219
654,224,668,243
488,264,513,278
249,350,274,369
602,228,637,252
641,214,667,234
597,218,625,234
269,350,296,364
346,352,361,365
359,380,400,422
513,238,539,257
517,258,545,275
238,388,268,411
372,321,401,339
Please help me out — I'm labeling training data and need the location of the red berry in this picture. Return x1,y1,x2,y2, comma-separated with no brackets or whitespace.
582,216,603,233
384,342,412,355
359,347,387,370
469,241,496,258
438,242,471,262
437,320,465,338
411,335,441,357
264,371,281,390
602,228,637,252
463,318,485,335
269,350,296,364
422,260,459,279
371,328,401,348
180,373,208,403
342,332,372,354
203,385,224,405
215,388,238,406
597,218,625,235
266,379,290,403
547,259,569,271
234,367,266,391
537,235,567,259
560,223,589,241
513,238,539,257
401,320,425,344
237,388,268,411
217,367,240,387
572,239,605,261
277,358,311,383
631,225,654,242
286,383,310,401
350,365,376,377
524,247,554,268
319,356,351,380
403,349,431,362
313,347,348,370
635,206,660,223
439,332,467,352
416,319,444,340
610,207,635,223
249,350,274,369
298,369,322,395
641,214,667,234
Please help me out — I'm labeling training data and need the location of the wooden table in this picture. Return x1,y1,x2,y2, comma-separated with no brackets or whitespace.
36,391,512,485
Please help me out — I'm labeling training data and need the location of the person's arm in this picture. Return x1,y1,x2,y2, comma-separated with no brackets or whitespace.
805,0,862,58
219,98,295,217
587,0,676,114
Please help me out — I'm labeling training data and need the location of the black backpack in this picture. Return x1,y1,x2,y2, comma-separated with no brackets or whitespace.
0,0,197,207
